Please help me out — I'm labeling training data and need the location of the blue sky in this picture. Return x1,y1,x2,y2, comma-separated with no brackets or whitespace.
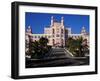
25,12,89,34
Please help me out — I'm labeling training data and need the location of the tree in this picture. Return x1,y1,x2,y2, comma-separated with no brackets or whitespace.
81,39,89,56
66,37,73,48
31,41,41,58
31,37,49,59
39,37,49,46
65,37,86,57
75,37,83,56
66,37,76,54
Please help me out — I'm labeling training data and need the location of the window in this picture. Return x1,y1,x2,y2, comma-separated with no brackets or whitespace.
52,28,55,34
38,36,40,38
61,35,63,37
61,39,63,45
53,39,55,45
32,36,34,38
56,34,59,37
52,35,54,37
35,36,37,38
61,29,63,34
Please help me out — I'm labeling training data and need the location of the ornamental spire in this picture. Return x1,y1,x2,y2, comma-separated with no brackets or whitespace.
27,26,32,33
61,16,64,26
81,26,86,35
51,16,54,26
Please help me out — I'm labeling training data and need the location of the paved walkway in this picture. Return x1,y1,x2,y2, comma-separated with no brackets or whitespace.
26,48,89,68
45,48,72,59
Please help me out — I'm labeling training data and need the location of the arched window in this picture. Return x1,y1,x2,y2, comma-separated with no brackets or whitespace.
53,39,55,45
61,39,63,44
61,39,63,46
61,29,63,34
38,36,40,38
56,34,59,37
35,36,37,38
52,28,55,34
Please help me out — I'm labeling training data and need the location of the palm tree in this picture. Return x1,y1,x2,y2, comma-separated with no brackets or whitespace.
66,37,85,57
75,37,83,56
39,37,49,46
31,37,49,59
39,37,49,57
66,37,73,48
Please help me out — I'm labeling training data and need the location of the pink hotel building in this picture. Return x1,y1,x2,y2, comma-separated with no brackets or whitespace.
25,16,89,47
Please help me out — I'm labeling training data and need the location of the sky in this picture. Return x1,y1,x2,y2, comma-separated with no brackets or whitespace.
25,12,89,34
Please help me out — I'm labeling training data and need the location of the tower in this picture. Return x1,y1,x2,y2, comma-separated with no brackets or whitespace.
81,26,87,35
51,16,54,26
26,26,32,34
61,16,64,26
26,26,32,44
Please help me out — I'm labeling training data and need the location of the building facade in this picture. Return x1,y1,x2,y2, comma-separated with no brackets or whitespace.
25,16,89,48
